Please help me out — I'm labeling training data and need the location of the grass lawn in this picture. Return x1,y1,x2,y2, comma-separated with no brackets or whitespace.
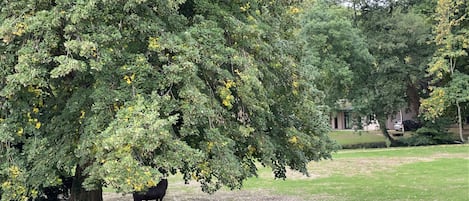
328,129,467,148
328,130,387,146
242,145,469,201
104,144,469,201
174,145,468,201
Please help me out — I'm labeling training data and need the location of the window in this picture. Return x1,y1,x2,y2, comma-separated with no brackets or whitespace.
344,112,352,129
368,114,376,124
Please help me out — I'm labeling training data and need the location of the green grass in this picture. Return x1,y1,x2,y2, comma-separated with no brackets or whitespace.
104,145,469,200
328,130,387,145
240,145,469,201
335,144,468,158
245,158,467,201
328,125,469,147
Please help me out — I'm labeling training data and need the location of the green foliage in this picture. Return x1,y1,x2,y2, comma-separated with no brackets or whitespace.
421,0,468,142
401,128,451,146
445,72,469,104
0,0,337,199
423,72,469,119
317,1,435,145
422,0,468,114
300,1,372,108
354,5,432,115
400,117,455,146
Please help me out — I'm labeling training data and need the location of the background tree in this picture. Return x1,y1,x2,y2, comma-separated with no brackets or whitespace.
342,0,434,144
300,1,373,110
0,0,337,200
300,0,374,134
421,0,469,142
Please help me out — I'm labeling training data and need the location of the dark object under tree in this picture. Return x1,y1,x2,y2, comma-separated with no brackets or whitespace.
132,179,168,201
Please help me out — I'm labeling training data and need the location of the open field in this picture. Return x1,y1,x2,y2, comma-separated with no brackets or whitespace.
104,144,469,201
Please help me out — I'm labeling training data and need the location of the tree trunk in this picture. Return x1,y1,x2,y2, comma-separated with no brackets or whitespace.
377,115,400,146
70,165,103,201
456,101,465,143
406,84,420,117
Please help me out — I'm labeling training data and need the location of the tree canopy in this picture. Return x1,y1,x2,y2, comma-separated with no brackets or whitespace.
1,0,468,200
421,0,469,142
352,0,434,143
0,0,337,200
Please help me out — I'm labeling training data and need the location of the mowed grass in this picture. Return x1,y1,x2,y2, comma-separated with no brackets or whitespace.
329,126,469,147
161,145,469,201
328,130,387,145
242,145,469,201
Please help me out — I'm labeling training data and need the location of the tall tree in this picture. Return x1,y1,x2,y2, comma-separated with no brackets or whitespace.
0,0,337,200
300,1,372,116
345,0,432,144
421,0,469,142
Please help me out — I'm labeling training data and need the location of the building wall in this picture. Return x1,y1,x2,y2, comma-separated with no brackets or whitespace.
330,112,346,130
330,111,361,130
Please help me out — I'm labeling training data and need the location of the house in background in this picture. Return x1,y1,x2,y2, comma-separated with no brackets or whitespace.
330,100,417,131
329,99,354,130
330,111,380,131
330,111,352,130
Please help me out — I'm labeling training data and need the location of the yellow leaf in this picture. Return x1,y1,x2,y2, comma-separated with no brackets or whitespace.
288,136,298,144
224,80,235,88
17,127,23,136
207,141,214,151
289,6,301,14
404,56,412,64
124,73,136,85
35,122,41,129
13,22,27,36
248,145,256,154
124,75,132,84
80,110,86,119
148,37,161,50
147,180,156,187
292,81,299,88
9,166,20,178
2,181,11,188
240,2,250,12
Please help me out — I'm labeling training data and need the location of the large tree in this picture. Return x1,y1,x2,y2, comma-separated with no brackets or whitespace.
300,1,373,110
0,0,337,200
343,0,434,144
421,0,469,142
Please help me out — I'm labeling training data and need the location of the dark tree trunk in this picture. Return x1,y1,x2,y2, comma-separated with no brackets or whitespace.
376,114,401,147
70,165,103,201
406,84,420,117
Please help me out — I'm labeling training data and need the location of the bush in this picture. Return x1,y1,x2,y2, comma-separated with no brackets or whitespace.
341,142,387,149
399,117,456,146
400,128,450,146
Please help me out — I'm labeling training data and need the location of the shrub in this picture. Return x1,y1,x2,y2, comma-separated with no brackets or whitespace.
400,117,456,146
341,142,387,149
